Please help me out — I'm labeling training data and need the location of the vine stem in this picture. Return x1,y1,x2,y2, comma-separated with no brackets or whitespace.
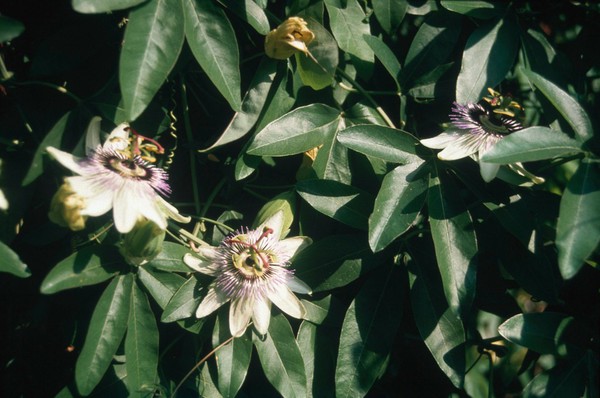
169,335,235,398
11,80,82,103
179,76,202,216
335,67,396,129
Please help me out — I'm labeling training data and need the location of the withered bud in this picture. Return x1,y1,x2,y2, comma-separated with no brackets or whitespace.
265,17,315,60
48,182,87,231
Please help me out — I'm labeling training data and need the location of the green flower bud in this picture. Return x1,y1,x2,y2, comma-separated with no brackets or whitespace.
120,219,165,266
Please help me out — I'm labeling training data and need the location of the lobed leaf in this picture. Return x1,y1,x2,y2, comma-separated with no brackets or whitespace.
335,266,404,397
145,241,192,273
372,0,408,34
362,35,401,89
337,124,420,163
0,240,31,278
119,0,185,120
125,279,159,397
440,0,507,19
161,276,202,322
296,19,338,91
480,126,583,164
219,0,270,35
72,0,147,14
213,314,252,398
75,274,132,395
183,0,242,112
555,159,600,279
254,313,307,398
40,245,125,294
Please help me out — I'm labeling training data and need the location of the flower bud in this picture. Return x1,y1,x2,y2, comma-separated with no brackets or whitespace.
265,17,314,60
120,219,165,266
48,182,87,231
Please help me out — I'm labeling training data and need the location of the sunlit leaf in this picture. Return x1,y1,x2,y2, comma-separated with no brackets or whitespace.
119,0,185,120
369,162,427,252
312,119,352,184
254,313,307,398
402,11,461,86
521,68,594,143
440,0,507,19
75,274,132,395
556,159,600,279
456,14,519,103
407,248,466,388
324,0,374,76
213,313,252,398
337,124,420,163
301,295,331,325
335,266,403,397
0,15,25,42
498,312,583,357
125,279,159,397
72,0,147,13
480,126,583,163
0,240,31,278
183,0,241,111
161,276,202,322
40,245,125,294
372,0,407,34
428,164,478,316
219,0,270,35
23,111,71,186
137,266,185,308
294,235,382,292
247,104,340,156
145,242,192,273
253,190,296,234
296,179,373,230
296,19,338,91
363,35,401,89
198,58,278,152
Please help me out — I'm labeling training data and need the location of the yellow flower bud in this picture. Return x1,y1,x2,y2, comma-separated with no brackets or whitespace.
120,219,165,266
265,17,315,60
48,182,87,231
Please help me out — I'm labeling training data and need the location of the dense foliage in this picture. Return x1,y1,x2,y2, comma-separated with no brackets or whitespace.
1,0,599,397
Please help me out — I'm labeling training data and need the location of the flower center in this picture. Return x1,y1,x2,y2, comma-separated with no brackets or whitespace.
109,157,149,178
478,114,512,135
226,228,275,278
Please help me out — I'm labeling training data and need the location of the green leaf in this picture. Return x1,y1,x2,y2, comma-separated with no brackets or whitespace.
72,0,147,13
75,274,132,395
40,246,125,294
428,164,478,316
294,235,381,292
369,162,428,252
498,312,581,357
324,0,374,76
296,19,338,90
407,249,466,388
0,15,25,42
335,266,404,397
198,58,278,152
161,276,202,322
311,118,351,184
372,0,408,34
407,62,454,99
402,11,461,87
337,124,420,163
456,15,519,103
301,295,331,325
23,111,70,186
119,0,184,120
183,0,241,112
253,190,296,233
125,279,159,397
0,241,30,278
213,314,252,398
145,242,192,273
480,127,583,163
246,104,341,156
521,68,594,143
522,355,587,398
296,179,373,230
556,159,600,279
440,0,507,19
137,266,185,308
219,0,270,35
362,35,401,89
254,313,307,398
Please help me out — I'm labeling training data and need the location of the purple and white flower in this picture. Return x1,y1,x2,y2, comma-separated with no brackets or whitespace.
184,211,312,337
421,102,543,183
47,122,189,233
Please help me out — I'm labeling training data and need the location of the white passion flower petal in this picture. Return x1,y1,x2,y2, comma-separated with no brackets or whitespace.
196,287,230,318
46,147,87,175
252,297,271,335
276,236,312,260
420,131,463,149
230,297,254,337
268,286,306,319
183,251,220,275
257,210,285,240
66,176,113,217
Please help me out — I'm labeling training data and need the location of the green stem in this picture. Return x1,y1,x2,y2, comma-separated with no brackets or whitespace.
200,177,227,219
179,76,202,216
11,80,82,103
335,67,396,128
338,82,400,96
199,217,235,233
